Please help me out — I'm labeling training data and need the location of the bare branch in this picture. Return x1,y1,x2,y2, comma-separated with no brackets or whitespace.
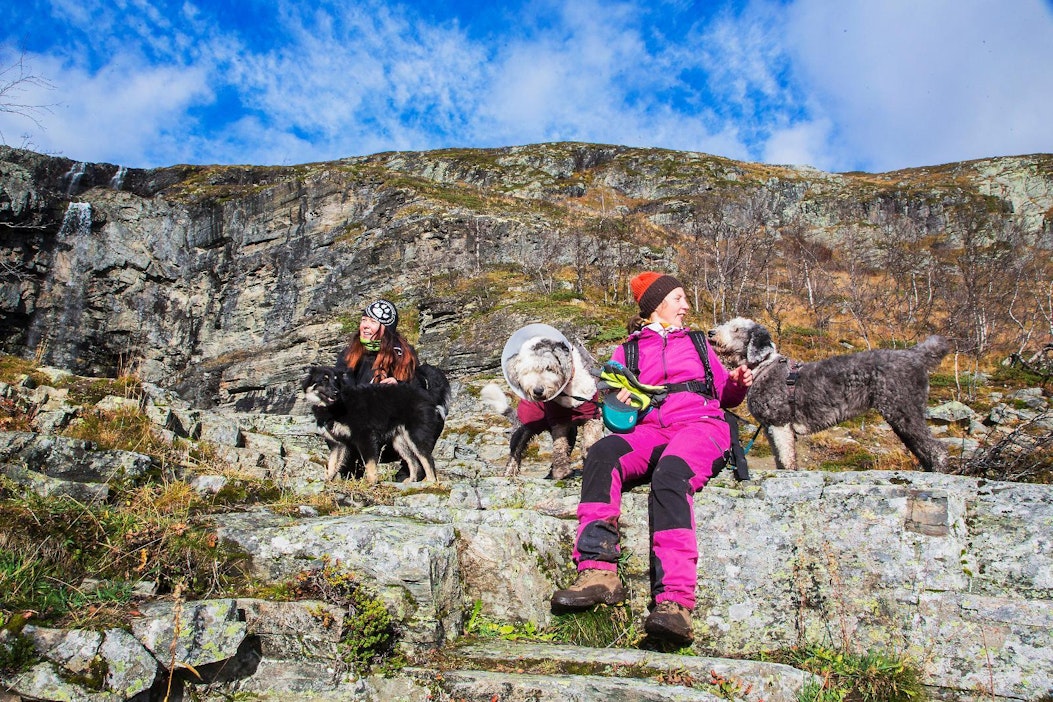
0,51,57,142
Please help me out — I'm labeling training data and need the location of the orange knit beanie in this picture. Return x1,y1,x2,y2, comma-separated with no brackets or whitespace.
630,272,682,318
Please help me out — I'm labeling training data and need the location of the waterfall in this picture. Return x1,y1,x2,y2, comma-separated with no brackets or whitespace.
59,201,93,238
25,202,95,368
64,161,87,196
110,166,127,190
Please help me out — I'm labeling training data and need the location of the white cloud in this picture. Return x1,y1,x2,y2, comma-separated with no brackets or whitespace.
5,0,1049,170
0,49,212,166
779,0,1053,170
762,117,836,169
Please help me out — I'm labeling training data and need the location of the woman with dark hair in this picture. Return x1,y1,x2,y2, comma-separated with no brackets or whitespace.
550,272,753,645
336,299,419,385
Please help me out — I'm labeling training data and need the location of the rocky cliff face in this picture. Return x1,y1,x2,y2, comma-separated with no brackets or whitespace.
2,144,1052,413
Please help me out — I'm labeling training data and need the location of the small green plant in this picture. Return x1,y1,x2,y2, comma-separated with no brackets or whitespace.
0,636,39,677
798,679,848,702
549,289,582,303
547,604,637,648
1,613,41,677
771,643,927,702
290,558,403,676
593,324,630,344
463,600,555,642
0,480,252,627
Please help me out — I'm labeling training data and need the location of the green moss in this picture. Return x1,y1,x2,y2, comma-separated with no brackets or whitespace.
0,626,40,677
57,654,109,691
212,479,283,506
990,363,1049,387
927,373,958,388
0,354,51,387
814,441,881,472
54,375,143,406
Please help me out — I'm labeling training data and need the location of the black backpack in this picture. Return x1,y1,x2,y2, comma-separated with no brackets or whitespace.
621,331,751,481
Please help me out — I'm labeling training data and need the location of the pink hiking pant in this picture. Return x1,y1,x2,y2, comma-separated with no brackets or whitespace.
572,417,730,610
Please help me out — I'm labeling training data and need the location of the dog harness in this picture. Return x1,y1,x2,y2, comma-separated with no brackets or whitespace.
778,357,805,421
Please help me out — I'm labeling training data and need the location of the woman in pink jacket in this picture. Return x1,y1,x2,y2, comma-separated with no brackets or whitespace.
550,272,753,645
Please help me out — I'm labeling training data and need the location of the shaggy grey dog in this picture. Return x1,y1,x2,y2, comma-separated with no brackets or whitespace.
482,324,602,479
708,317,950,472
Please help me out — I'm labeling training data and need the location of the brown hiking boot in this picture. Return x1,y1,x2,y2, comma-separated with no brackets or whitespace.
644,600,694,644
550,569,626,611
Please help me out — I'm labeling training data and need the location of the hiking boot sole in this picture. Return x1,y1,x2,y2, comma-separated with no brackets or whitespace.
550,584,627,611
644,610,694,645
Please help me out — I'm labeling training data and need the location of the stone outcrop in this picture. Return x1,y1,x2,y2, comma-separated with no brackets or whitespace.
1,371,1051,701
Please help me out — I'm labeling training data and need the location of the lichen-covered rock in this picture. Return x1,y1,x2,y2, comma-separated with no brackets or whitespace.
0,430,152,486
447,641,818,702
412,668,728,701
686,470,1053,699
7,626,158,702
928,400,977,423
131,599,247,669
236,598,346,661
213,510,462,647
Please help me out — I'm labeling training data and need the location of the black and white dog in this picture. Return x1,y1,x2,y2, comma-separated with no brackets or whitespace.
708,317,950,472
302,364,451,484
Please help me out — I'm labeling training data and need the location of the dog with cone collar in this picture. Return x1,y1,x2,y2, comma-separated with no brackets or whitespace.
482,324,602,479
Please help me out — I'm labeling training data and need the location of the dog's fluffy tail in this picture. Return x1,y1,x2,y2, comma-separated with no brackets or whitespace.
913,335,952,369
480,383,515,420
417,364,453,420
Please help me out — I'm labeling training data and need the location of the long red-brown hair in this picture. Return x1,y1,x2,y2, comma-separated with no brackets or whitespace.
341,327,419,382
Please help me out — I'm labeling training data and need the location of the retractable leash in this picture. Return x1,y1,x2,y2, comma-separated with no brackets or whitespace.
742,421,763,455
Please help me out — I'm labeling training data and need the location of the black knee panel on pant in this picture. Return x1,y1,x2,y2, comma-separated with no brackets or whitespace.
649,456,695,533
580,434,633,504
577,518,621,563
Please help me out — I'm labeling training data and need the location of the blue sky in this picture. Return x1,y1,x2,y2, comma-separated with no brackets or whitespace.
2,0,1051,172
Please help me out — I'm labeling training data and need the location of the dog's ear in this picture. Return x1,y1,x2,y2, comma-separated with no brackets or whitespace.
746,325,774,366
548,341,573,377
506,353,524,395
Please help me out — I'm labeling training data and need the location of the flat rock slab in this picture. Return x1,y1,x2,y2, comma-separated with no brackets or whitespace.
446,641,817,702
409,667,728,701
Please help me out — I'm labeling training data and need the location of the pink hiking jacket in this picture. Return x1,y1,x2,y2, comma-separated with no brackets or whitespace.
610,326,747,427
